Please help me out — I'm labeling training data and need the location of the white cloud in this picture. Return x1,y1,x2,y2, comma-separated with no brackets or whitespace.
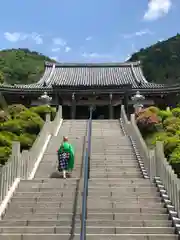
4,32,27,42
4,32,43,44
30,32,43,44
82,52,112,59
52,38,71,53
65,46,71,52
51,48,61,52
52,38,66,46
50,56,58,61
86,36,92,41
144,0,172,21
123,29,153,39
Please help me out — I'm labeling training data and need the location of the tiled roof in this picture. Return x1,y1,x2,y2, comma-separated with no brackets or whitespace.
0,61,177,92
36,61,165,89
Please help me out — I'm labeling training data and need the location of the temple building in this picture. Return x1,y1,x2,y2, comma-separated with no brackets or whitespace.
0,61,180,119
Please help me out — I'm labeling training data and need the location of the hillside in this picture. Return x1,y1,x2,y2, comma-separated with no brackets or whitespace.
129,34,180,84
0,48,56,84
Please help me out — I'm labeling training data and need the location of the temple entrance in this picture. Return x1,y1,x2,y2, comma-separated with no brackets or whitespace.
75,105,109,119
76,106,89,119
92,106,109,119
62,106,71,119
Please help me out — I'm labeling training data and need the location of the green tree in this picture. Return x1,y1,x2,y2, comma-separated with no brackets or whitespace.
0,48,56,84
129,33,180,84
0,71,4,83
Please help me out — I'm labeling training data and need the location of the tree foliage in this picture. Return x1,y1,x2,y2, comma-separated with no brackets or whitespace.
129,34,180,84
0,48,56,84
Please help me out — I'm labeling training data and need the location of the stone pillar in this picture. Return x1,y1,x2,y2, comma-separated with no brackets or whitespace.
12,141,21,177
45,113,51,122
71,93,76,119
58,105,62,118
109,93,113,119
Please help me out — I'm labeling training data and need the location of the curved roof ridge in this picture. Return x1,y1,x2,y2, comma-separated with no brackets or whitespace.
45,63,56,85
130,64,141,84
44,61,141,68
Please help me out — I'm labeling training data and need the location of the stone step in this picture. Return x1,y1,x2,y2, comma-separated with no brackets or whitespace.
0,234,177,240
88,178,150,183
89,173,142,178
15,190,161,198
90,164,140,167
0,219,172,227
11,194,160,204
9,197,162,206
7,203,165,215
4,213,170,221
6,206,168,214
90,169,142,173
0,226,175,234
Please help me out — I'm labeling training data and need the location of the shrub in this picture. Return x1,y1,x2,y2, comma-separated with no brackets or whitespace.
163,117,180,133
147,106,160,114
0,119,24,135
172,108,180,118
0,133,12,147
145,131,169,148
146,132,180,159
163,136,180,159
0,131,17,141
0,146,11,165
169,146,180,177
15,110,44,134
0,111,44,135
169,146,180,164
8,104,27,118
30,105,56,121
163,117,180,127
0,110,10,122
136,109,160,136
158,110,173,122
17,133,36,150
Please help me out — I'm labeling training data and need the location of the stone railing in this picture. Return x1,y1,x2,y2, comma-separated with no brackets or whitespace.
0,106,63,216
120,105,180,219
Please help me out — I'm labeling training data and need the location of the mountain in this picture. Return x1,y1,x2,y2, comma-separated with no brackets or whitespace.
0,48,56,84
129,34,180,84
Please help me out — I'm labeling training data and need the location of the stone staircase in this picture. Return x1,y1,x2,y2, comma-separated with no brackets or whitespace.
0,120,87,239
86,120,178,239
0,119,178,240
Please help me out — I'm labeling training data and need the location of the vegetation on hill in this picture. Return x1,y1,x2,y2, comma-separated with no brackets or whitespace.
129,34,180,84
0,104,56,164
0,48,56,84
136,106,180,177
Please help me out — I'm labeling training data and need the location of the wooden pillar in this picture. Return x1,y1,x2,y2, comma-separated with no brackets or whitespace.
71,93,76,119
109,93,114,119
55,90,59,111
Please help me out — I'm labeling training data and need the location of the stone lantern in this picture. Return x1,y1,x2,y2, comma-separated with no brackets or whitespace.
39,92,52,106
131,91,145,113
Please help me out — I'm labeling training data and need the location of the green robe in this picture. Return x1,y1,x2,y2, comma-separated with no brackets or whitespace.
58,142,75,170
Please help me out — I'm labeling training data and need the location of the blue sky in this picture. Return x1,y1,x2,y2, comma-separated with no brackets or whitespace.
0,0,179,62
